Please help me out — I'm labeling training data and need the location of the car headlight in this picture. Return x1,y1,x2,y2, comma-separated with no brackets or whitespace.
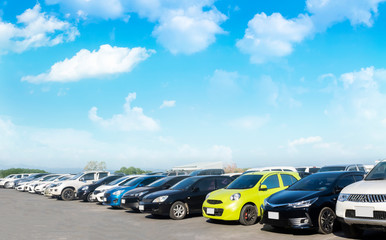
112,190,124,196
288,197,318,208
205,193,210,200
82,186,89,191
338,193,350,202
153,195,168,203
230,193,241,201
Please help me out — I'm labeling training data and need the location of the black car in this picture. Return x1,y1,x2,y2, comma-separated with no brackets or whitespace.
139,175,233,220
77,175,124,202
120,176,190,211
261,171,364,234
189,169,225,176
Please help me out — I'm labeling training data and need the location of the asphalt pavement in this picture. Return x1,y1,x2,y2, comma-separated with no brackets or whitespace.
0,189,385,240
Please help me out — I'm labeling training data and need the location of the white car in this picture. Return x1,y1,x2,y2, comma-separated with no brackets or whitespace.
243,166,298,174
50,171,109,201
336,160,386,238
36,174,73,194
28,174,67,194
0,174,31,188
44,175,75,197
90,175,139,203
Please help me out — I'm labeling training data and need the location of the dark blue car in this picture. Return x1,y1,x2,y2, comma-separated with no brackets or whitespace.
103,175,164,208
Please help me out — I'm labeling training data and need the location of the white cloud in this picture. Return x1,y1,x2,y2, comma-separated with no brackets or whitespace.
229,115,270,130
238,0,386,63
89,93,160,132
236,13,314,63
307,0,386,30
0,4,78,54
288,136,323,147
22,44,154,83
47,0,227,54
160,100,176,109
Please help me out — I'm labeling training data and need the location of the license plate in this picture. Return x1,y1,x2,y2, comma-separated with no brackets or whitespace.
121,199,126,204
268,211,279,220
355,207,374,218
139,205,144,211
206,208,215,215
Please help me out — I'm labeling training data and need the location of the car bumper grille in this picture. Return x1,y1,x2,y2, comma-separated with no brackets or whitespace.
347,194,386,203
346,210,386,220
207,200,223,205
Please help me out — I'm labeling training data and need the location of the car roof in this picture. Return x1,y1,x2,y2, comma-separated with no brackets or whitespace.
311,171,363,177
244,171,295,176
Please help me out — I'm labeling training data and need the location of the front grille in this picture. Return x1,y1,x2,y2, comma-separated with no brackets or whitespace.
347,194,386,203
207,200,223,205
203,207,224,216
142,198,153,203
346,210,386,220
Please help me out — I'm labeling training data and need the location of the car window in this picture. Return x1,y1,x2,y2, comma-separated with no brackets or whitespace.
347,166,356,171
98,173,108,179
82,173,95,181
358,166,365,172
261,174,280,189
309,168,320,174
365,162,386,180
167,177,187,186
216,177,232,188
336,175,355,189
271,169,281,171
195,178,216,191
281,174,297,186
141,177,162,186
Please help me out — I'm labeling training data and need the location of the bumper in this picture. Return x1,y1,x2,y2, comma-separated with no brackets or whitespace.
16,185,27,191
336,201,386,227
93,192,105,202
202,201,241,221
121,197,140,210
77,190,91,201
104,194,123,207
139,201,171,216
50,187,63,196
261,206,315,229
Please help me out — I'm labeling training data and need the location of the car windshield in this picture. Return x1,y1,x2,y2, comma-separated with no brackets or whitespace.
288,174,336,191
148,177,170,187
365,162,386,181
44,175,58,181
226,175,263,189
319,166,346,172
108,177,128,186
170,178,199,190
70,173,84,180
122,177,144,187
57,176,71,181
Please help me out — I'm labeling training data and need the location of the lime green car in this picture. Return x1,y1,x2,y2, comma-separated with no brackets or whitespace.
202,171,300,225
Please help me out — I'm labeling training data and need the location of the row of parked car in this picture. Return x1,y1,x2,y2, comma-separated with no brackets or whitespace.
1,162,385,238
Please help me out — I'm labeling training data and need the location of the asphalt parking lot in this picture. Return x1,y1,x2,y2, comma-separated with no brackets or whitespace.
1,189,385,240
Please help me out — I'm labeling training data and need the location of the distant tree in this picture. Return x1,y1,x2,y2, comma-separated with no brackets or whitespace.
0,168,47,178
115,166,150,175
224,163,246,173
84,161,107,171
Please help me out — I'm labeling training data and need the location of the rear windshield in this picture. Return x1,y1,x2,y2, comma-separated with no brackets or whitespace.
319,166,346,172
365,162,386,181
288,174,337,191
226,175,263,189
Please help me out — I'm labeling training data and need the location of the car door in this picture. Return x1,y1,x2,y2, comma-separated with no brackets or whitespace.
81,173,96,184
187,178,216,213
258,174,281,207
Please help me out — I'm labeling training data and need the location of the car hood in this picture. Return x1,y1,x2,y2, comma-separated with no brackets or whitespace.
106,185,135,194
143,189,181,200
124,186,154,195
95,185,114,191
207,188,247,200
267,190,321,204
341,180,386,194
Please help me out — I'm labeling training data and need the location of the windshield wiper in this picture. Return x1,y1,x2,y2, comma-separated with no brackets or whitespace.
365,178,385,181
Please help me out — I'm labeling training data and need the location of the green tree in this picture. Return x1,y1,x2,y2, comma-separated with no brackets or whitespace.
83,161,107,171
115,166,150,175
0,168,47,178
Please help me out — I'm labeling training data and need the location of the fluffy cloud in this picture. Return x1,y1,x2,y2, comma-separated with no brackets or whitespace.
238,0,386,63
160,100,176,109
237,13,314,64
46,0,227,54
89,93,160,131
229,115,270,130
0,4,78,54
288,136,323,148
22,44,154,83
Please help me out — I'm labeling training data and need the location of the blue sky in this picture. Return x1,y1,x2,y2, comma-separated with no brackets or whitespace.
1,0,386,170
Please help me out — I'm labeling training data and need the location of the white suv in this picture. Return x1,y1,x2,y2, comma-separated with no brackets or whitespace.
50,171,109,201
336,160,386,238
0,174,31,188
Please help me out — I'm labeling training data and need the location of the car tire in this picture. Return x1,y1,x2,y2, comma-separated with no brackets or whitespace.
239,204,258,226
4,182,11,189
84,193,92,202
169,201,187,220
318,207,336,234
61,188,75,201
342,223,363,239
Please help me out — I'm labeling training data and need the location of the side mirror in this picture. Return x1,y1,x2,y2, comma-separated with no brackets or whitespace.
259,184,268,191
79,177,85,182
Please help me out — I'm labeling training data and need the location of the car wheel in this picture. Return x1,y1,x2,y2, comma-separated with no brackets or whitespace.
342,223,363,239
239,204,258,226
169,201,187,220
4,182,11,189
61,188,75,201
84,193,92,202
318,207,336,234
